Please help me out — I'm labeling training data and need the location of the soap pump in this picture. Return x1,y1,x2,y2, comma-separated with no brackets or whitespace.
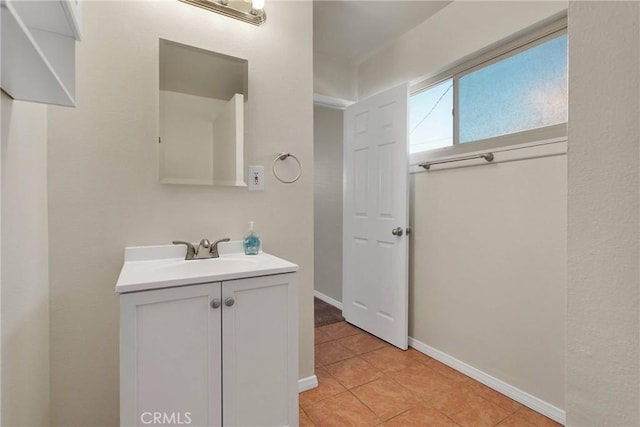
243,221,261,255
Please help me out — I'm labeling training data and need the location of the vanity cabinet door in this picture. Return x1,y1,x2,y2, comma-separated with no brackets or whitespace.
120,282,222,427
222,273,298,427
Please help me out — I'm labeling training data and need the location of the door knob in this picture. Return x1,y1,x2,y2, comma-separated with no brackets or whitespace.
391,227,403,236
225,297,235,307
210,299,221,309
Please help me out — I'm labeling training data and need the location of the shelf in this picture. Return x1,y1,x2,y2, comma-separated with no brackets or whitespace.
1,0,81,107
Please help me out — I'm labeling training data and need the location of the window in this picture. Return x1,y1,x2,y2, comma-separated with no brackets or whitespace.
410,25,567,162
410,79,453,153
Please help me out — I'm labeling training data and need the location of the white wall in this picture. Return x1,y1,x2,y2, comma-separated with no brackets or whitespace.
566,2,640,425
212,93,243,186
1,92,50,426
160,91,244,186
159,90,225,184
313,51,357,101
355,0,569,414
313,105,343,303
46,2,313,425
357,1,567,99
411,153,566,410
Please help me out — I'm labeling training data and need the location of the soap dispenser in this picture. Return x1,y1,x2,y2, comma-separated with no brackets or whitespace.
243,221,261,255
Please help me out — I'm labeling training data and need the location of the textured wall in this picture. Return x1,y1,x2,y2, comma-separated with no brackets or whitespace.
47,2,313,425
566,2,640,425
313,105,343,303
1,93,50,426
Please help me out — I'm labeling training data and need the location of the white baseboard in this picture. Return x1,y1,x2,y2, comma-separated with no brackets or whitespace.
408,337,566,425
298,375,318,393
313,290,343,310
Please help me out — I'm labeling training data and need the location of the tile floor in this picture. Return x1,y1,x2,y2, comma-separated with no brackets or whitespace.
301,321,562,427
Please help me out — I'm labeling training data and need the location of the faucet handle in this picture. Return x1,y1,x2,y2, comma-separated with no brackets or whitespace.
172,241,196,260
210,238,231,258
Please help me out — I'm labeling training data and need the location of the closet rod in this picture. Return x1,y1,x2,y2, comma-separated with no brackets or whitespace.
418,152,494,170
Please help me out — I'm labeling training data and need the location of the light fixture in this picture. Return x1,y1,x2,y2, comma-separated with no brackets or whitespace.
250,0,264,15
180,0,266,26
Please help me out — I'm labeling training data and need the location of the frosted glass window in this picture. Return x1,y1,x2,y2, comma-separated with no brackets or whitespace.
458,34,567,143
410,79,453,153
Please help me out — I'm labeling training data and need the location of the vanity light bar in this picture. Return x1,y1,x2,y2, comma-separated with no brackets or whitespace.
180,0,266,26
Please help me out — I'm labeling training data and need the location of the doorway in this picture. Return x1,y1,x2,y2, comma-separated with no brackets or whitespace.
313,104,345,313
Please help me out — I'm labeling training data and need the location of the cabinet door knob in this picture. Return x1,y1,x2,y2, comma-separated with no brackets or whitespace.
210,299,221,309
391,227,403,236
225,297,235,307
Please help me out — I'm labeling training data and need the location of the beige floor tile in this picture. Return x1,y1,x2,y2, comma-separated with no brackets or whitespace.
310,322,559,427
351,376,421,421
380,404,460,427
464,380,523,414
390,363,454,402
305,392,379,427
315,328,333,345
325,356,384,389
337,332,389,355
515,407,562,427
496,412,537,427
430,384,510,427
404,347,436,363
315,341,355,367
300,367,348,410
425,359,472,383
361,346,435,372
318,321,363,340
299,407,315,426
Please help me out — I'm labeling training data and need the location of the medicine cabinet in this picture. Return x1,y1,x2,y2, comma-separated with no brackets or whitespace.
159,39,248,186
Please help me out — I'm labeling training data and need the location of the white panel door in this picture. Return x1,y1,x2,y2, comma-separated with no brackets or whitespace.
222,273,298,427
343,83,409,349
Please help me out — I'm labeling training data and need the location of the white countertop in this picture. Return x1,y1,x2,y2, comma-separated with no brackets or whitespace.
115,241,298,294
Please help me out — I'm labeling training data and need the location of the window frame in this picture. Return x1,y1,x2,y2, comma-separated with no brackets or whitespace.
409,17,568,166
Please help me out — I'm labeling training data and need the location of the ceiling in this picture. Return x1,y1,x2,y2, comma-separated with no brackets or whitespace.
313,1,451,64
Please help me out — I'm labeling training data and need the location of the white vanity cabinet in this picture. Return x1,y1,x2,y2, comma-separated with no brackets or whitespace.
117,244,299,427
220,273,298,426
120,282,223,426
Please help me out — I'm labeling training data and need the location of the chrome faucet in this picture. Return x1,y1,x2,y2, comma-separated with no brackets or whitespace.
173,238,231,260
172,240,196,260
209,238,231,258
194,239,211,259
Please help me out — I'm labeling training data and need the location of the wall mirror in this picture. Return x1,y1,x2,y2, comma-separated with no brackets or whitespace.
159,39,248,186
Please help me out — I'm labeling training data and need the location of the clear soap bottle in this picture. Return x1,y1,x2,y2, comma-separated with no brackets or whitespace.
243,221,261,255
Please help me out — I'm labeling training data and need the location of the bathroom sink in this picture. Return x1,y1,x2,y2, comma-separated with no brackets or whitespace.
151,255,258,278
115,242,297,293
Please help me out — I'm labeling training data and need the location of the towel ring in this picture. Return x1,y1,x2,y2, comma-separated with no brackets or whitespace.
272,152,302,184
